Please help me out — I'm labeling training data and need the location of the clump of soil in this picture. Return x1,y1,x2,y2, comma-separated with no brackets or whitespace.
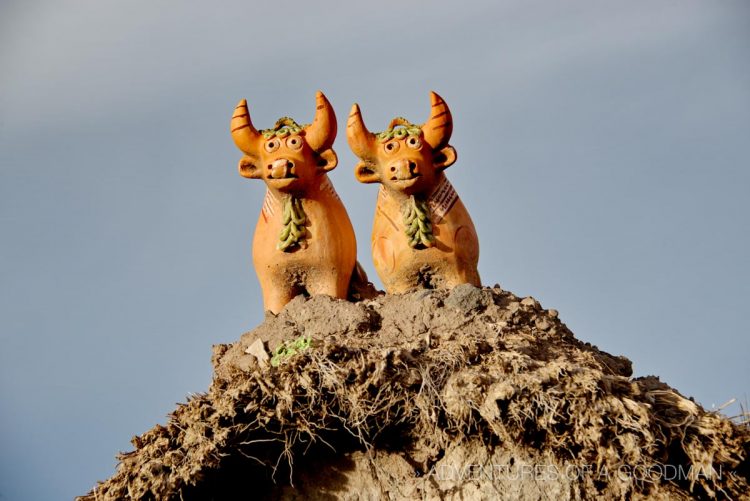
79,286,750,500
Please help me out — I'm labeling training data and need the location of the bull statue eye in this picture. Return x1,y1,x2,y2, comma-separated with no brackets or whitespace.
264,139,280,153
383,140,400,154
286,135,303,151
406,136,422,150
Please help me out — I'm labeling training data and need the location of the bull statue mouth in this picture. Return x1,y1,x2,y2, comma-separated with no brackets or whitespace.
266,178,300,192
390,176,421,187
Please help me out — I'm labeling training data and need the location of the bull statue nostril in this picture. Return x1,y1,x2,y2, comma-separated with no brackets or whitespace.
408,161,417,170
390,166,396,172
287,161,294,168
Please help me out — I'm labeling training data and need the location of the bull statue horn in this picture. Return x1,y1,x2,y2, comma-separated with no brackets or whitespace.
422,91,453,150
304,91,337,152
346,103,376,160
231,99,261,155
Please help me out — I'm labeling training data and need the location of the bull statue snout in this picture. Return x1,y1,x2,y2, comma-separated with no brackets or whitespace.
268,158,296,179
389,159,420,181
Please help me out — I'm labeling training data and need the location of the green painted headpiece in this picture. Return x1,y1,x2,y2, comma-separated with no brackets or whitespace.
376,117,423,143
261,117,309,140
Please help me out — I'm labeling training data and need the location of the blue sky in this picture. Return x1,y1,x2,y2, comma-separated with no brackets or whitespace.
1,1,748,498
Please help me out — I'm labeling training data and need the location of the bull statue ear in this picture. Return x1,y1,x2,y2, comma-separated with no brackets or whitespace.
354,160,380,184
433,145,457,171
317,149,338,172
238,155,262,179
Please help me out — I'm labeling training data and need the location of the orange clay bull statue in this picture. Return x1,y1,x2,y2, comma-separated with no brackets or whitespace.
231,91,357,313
347,91,480,293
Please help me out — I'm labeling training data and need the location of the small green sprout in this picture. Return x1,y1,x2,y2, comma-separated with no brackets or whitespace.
270,335,312,367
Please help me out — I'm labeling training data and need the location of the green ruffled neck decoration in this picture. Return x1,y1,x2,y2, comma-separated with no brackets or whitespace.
261,117,310,140
376,117,423,143
277,195,307,251
402,195,435,249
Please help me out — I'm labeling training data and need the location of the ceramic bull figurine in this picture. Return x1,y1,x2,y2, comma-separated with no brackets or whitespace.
347,91,480,293
231,91,357,313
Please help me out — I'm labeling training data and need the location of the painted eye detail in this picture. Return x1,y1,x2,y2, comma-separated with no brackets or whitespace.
264,140,280,153
406,136,422,149
384,141,400,154
286,136,303,151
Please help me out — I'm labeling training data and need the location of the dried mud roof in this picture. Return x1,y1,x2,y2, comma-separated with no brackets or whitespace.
79,286,750,500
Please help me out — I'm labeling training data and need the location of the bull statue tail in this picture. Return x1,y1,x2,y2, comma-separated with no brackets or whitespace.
348,261,379,301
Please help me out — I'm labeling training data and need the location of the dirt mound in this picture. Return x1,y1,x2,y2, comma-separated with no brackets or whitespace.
79,286,750,500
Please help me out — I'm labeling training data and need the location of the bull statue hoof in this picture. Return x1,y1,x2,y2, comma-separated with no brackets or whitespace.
231,91,357,313
347,91,481,293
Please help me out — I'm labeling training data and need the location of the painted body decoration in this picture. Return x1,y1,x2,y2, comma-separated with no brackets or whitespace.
347,92,481,293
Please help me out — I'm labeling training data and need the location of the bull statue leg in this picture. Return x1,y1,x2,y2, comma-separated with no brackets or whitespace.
261,282,297,314
306,268,352,301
